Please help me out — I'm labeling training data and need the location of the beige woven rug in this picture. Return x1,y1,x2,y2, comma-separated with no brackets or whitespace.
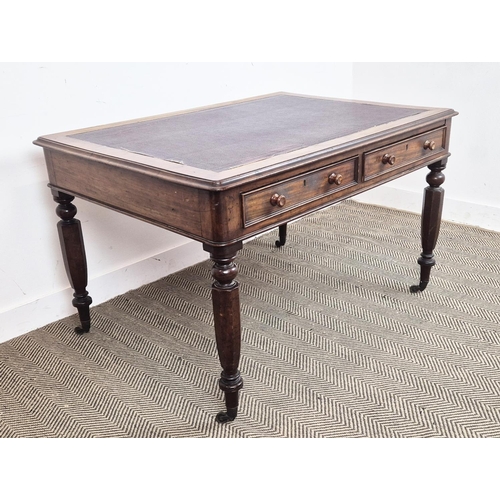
1,200,500,438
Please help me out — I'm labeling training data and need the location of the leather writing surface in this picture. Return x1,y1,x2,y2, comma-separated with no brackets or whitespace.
72,94,423,172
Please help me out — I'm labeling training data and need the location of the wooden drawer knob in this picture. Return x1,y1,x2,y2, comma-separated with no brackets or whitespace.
270,193,286,207
382,153,396,165
328,173,343,185
423,139,436,150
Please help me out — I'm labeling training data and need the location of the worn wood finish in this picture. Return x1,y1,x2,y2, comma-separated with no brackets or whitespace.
363,126,445,180
242,157,357,227
203,242,244,422
34,93,457,422
44,149,211,241
52,190,92,333
410,160,447,293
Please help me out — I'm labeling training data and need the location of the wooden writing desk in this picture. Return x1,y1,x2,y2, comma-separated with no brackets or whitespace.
34,93,457,422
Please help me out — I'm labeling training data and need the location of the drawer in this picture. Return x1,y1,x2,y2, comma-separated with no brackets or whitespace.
242,157,357,227
363,127,446,180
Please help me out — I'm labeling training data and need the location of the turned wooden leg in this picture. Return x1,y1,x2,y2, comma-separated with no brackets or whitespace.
275,223,287,247
410,160,446,293
203,242,244,423
53,190,92,333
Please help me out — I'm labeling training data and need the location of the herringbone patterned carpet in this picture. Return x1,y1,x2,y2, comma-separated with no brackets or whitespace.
1,200,500,437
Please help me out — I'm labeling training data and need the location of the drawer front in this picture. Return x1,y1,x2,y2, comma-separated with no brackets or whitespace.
363,127,446,180
242,157,357,227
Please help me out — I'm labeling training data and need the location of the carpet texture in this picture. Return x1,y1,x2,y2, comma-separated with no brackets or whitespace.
1,200,500,438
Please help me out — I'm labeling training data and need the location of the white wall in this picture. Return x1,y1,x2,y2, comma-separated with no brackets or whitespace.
0,62,353,342
352,63,500,232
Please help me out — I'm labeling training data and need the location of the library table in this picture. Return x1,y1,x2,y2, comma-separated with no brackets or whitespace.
34,93,457,422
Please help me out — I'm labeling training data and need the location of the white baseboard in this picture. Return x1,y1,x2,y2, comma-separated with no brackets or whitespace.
0,240,207,344
354,186,500,233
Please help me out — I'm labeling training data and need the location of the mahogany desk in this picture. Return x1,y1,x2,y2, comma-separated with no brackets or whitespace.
34,93,457,422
